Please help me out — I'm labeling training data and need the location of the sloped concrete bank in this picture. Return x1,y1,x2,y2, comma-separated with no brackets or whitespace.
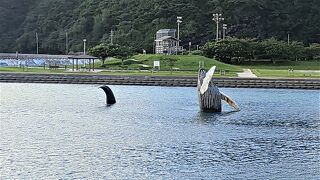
0,73,319,90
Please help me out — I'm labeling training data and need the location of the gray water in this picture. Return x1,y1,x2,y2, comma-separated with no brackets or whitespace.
0,83,319,179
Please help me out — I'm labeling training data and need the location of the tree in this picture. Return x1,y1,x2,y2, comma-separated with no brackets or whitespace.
203,37,308,64
89,44,134,66
305,44,320,60
113,45,134,65
1,0,319,54
88,43,109,64
160,56,178,75
260,38,291,63
202,38,255,63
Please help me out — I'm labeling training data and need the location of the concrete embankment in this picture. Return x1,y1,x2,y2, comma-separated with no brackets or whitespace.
0,73,319,89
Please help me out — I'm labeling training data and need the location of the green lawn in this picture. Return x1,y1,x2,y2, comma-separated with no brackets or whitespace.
100,70,197,77
104,54,242,73
0,67,65,73
0,55,319,78
241,60,320,78
252,69,320,78
241,60,320,70
99,70,238,77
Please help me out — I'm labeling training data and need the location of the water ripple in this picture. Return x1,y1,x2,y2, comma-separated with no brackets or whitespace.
0,84,319,179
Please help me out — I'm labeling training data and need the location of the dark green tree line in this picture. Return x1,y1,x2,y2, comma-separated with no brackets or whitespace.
0,0,319,54
203,38,320,64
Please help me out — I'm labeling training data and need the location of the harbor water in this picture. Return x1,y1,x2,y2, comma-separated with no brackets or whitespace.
0,83,319,179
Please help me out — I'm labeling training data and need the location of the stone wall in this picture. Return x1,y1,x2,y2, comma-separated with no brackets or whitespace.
0,73,319,89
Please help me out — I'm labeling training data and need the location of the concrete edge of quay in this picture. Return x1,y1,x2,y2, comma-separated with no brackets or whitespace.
0,72,319,90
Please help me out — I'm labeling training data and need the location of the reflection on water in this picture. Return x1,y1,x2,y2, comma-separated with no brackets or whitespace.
195,111,238,124
0,83,319,179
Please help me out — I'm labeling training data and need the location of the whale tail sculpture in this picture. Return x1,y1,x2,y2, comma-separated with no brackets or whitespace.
100,85,116,105
198,66,239,112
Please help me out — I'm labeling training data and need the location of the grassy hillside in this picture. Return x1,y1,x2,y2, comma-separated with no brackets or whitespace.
0,55,318,78
104,54,242,75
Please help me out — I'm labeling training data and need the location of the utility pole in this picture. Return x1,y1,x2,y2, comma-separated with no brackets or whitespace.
287,33,290,44
83,39,87,55
36,32,39,54
177,16,182,55
111,30,114,45
65,32,69,55
153,35,156,54
223,24,227,40
213,13,224,41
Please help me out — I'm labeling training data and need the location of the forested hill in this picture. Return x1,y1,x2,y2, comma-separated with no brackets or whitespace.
1,0,319,54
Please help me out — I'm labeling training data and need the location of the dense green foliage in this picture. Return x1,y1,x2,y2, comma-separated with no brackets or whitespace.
1,0,319,54
89,43,134,64
203,38,320,63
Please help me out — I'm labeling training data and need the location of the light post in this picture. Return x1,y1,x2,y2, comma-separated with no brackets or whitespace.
111,30,114,45
223,24,227,40
212,13,224,41
177,16,182,54
83,39,87,55
66,32,69,55
36,32,39,54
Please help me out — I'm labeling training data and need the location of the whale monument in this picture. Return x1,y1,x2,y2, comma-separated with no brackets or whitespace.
100,66,239,112
198,66,239,112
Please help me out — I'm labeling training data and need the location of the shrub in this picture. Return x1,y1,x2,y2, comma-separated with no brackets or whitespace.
202,41,216,58
203,38,255,63
89,44,134,65
190,50,203,56
305,44,320,60
259,38,291,62
203,37,309,64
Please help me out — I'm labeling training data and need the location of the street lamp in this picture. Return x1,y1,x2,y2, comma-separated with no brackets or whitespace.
111,30,114,45
83,39,87,55
223,24,227,40
177,16,182,54
66,32,69,55
213,13,224,41
36,32,39,54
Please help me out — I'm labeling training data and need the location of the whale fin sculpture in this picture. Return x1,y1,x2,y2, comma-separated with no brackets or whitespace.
221,92,240,111
200,66,216,95
198,66,240,112
100,85,116,105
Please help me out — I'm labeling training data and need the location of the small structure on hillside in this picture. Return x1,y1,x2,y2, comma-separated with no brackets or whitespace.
155,29,179,55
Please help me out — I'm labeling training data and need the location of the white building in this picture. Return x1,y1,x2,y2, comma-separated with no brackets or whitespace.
155,29,179,55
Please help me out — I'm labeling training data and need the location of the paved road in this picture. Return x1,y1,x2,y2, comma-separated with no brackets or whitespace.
237,69,257,78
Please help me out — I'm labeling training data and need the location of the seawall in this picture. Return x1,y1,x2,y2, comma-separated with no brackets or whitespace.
0,73,319,89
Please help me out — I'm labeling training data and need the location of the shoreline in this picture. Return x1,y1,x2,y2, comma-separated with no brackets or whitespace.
0,72,319,90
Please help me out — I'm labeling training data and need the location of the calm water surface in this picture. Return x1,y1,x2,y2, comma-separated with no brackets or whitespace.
0,83,319,179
